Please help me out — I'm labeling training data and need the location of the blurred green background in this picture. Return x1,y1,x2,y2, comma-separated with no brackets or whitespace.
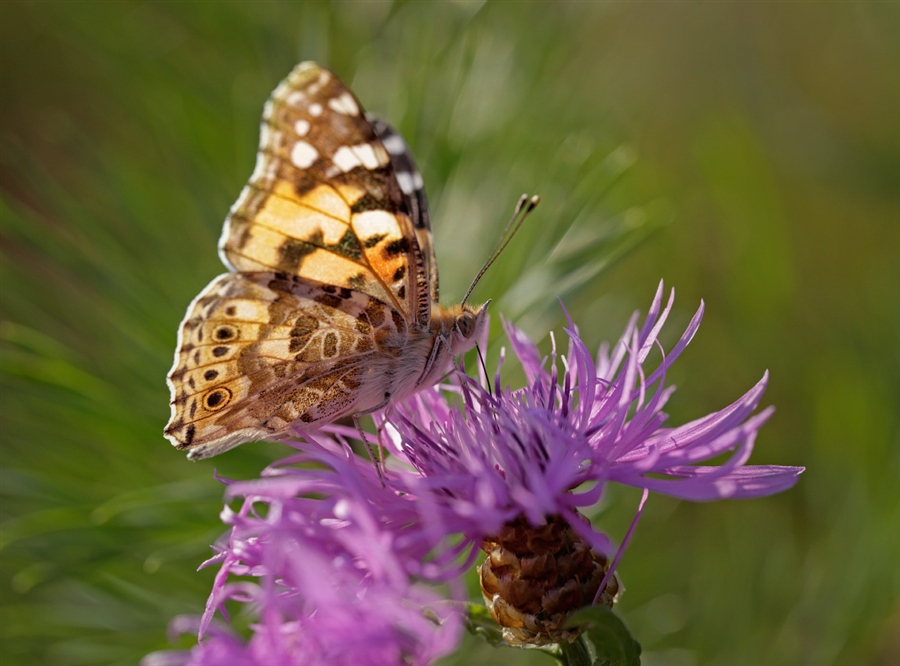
1,2,897,665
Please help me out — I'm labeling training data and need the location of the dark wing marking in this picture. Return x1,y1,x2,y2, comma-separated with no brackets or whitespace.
368,116,439,303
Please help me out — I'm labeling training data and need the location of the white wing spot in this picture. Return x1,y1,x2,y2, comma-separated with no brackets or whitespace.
286,91,305,106
381,133,406,155
309,103,323,117
354,143,381,169
291,141,319,168
272,80,289,99
373,143,389,165
261,99,275,122
250,125,278,181
332,146,361,173
332,143,387,173
396,171,414,194
353,209,401,239
259,122,272,149
328,92,360,116
294,119,311,136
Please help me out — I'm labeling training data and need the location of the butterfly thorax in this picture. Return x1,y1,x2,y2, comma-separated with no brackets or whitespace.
408,301,490,392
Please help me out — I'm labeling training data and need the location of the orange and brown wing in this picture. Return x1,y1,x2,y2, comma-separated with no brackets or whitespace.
219,62,431,326
368,116,439,304
164,272,406,459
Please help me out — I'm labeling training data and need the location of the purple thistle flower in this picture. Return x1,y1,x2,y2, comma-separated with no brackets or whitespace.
143,436,464,666
385,283,801,526
378,281,803,643
147,282,803,658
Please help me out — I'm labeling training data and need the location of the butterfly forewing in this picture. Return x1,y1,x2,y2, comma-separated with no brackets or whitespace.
220,62,429,325
369,116,439,304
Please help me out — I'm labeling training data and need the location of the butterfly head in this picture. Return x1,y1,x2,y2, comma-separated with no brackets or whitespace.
446,300,491,355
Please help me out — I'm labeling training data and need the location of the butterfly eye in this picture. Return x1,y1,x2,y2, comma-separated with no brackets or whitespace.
457,311,477,338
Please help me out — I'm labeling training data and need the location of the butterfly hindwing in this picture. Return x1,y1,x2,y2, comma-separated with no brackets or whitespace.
165,271,407,458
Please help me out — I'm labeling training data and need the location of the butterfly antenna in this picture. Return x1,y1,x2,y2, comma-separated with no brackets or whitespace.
461,194,540,306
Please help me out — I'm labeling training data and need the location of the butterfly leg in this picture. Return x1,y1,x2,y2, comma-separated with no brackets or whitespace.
353,393,395,484
352,414,386,485
422,332,470,389
415,331,453,388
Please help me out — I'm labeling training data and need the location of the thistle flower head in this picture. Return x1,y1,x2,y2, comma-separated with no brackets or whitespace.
387,283,799,523
378,282,803,643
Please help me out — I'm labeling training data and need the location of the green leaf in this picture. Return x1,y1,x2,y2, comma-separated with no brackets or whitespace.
559,635,594,666
566,607,641,666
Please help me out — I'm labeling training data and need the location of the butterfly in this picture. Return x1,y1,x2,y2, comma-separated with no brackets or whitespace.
165,62,491,460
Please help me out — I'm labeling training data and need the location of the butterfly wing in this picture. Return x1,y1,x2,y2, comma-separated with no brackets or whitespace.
166,62,441,458
165,272,407,459
219,62,431,326
368,116,439,304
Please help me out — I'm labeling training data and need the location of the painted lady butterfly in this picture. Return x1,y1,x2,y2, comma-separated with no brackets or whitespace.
165,62,489,460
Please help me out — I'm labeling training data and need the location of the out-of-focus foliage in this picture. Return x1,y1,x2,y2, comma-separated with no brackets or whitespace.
1,2,896,665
